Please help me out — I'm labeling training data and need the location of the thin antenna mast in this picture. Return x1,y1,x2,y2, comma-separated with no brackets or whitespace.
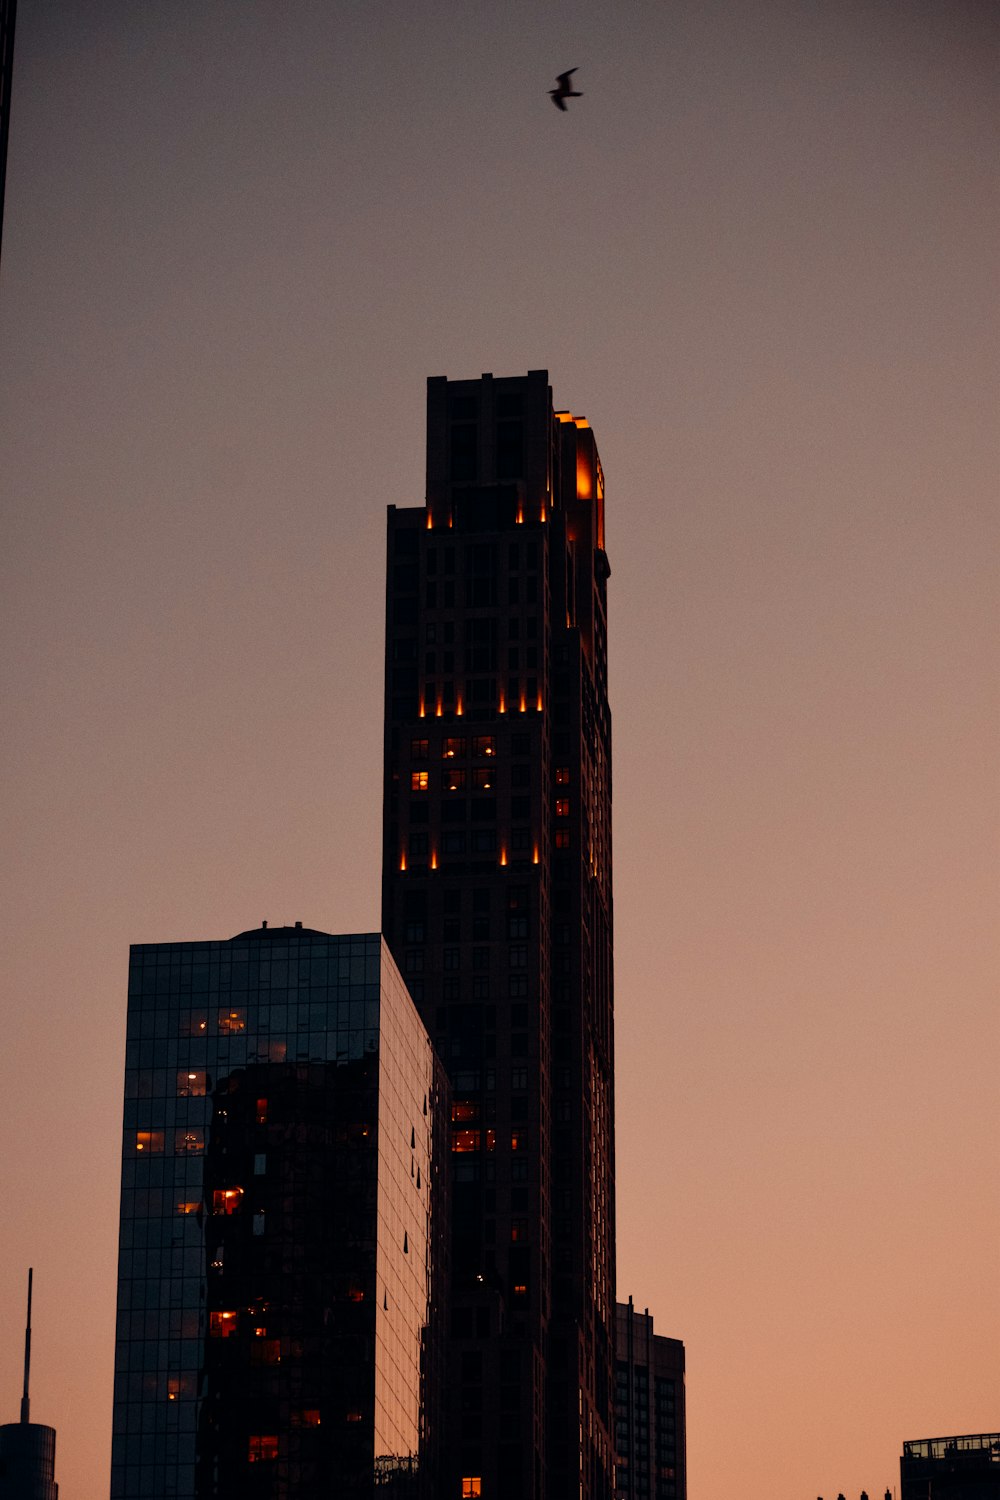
20,1265,32,1423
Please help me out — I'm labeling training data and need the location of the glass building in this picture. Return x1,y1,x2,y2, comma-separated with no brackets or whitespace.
900,1433,1000,1499
111,925,449,1500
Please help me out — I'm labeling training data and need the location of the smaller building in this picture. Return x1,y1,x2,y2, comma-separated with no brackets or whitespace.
614,1298,686,1500
901,1433,1000,1499
0,1270,59,1500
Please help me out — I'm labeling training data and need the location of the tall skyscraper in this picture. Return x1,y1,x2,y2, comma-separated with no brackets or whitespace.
613,1299,686,1500
111,926,449,1500
381,370,616,1499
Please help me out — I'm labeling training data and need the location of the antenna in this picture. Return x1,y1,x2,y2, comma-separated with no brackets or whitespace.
20,1266,32,1423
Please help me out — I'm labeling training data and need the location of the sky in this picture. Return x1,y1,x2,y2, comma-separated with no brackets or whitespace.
0,1,997,1495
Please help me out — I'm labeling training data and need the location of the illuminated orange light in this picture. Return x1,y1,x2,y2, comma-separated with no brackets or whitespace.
430,851,438,870
536,692,543,711
519,692,526,713
435,699,443,717
532,845,540,865
418,698,425,719
498,692,506,714
499,847,508,867
516,505,524,523
456,695,464,716
425,512,433,530
400,850,407,872
540,502,547,522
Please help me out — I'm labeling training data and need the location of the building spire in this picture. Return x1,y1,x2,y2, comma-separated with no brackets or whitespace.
20,1266,32,1423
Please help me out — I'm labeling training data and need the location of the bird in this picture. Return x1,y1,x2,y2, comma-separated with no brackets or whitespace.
549,69,582,111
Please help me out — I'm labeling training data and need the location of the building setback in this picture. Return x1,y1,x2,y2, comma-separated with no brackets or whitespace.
381,370,616,1499
110,926,449,1500
614,1299,686,1500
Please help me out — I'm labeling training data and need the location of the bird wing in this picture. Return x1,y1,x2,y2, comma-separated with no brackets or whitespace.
550,92,567,109
555,69,577,89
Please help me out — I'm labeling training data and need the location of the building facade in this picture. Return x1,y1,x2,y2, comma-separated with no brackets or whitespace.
901,1433,1000,1499
613,1299,686,1500
111,925,449,1500
381,370,616,1499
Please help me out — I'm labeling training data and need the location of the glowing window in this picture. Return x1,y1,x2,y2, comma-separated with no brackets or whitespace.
443,768,467,791
443,737,467,759
213,1187,244,1214
555,799,570,817
256,1098,268,1124
176,1069,207,1096
134,1130,164,1154
292,1409,322,1427
555,830,570,849
462,1480,482,1498
218,1010,246,1033
472,736,495,757
209,1311,238,1339
555,767,570,785
248,1436,278,1463
411,770,429,791
451,1100,479,1123
472,768,494,790
175,1128,204,1154
451,1128,481,1153
176,1201,200,1215
346,1411,363,1424
510,1131,524,1151
166,1374,194,1401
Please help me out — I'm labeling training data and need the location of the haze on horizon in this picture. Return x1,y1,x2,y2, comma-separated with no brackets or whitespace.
0,2,996,1496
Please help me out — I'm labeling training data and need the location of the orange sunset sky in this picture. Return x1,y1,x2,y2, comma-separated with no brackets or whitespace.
0,2,997,1495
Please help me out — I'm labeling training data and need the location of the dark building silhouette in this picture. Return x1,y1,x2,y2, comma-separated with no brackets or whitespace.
901,1433,1000,1499
0,1270,59,1500
613,1299,685,1500
381,370,616,1499
0,0,15,267
111,926,449,1500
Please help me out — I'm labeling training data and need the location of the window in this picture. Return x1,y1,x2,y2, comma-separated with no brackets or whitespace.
411,771,429,791
462,1480,482,1499
472,830,496,853
508,975,528,997
452,1128,481,1153
254,1153,266,1175
218,1010,246,1033
472,735,496,757
410,738,429,759
213,1187,244,1214
410,832,428,855
444,768,467,791
452,1100,479,1122
253,1212,266,1237
443,737,467,759
175,1128,205,1154
210,1311,238,1339
508,946,527,968
508,915,528,939
511,1219,528,1242
511,1067,528,1090
177,1069,207,1096
556,766,570,784
248,1436,279,1463
255,1097,268,1124
176,1200,200,1215
405,920,425,942
472,768,495,790
443,832,466,854
292,1409,322,1428
555,830,570,849
134,1130,164,1154
555,799,570,817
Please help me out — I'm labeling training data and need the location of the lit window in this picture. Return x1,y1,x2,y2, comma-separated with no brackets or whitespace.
248,1436,278,1463
443,737,467,759
410,738,429,759
134,1130,164,1154
555,799,570,817
511,1219,528,1242
452,1100,479,1123
292,1408,322,1427
462,1479,482,1498
510,1131,524,1151
555,830,570,849
166,1374,194,1401
472,736,495,757
176,1069,207,1096
451,1128,481,1153
176,1200,200,1215
411,771,429,791
212,1188,244,1214
175,1128,204,1154
256,1098,268,1124
472,768,494,790
209,1311,238,1339
555,767,570,784
218,1010,246,1033
443,768,467,791
346,1411,363,1424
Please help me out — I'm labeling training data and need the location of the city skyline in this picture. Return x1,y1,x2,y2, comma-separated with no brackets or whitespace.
0,2,996,1497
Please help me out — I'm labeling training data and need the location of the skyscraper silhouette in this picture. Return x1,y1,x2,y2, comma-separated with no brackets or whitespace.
382,370,616,1499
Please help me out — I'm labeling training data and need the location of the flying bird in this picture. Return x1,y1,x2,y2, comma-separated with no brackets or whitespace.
549,69,582,111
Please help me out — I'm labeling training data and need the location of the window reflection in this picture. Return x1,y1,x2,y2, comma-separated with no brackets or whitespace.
212,1187,244,1214
218,1010,246,1033
177,1069,207,1096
